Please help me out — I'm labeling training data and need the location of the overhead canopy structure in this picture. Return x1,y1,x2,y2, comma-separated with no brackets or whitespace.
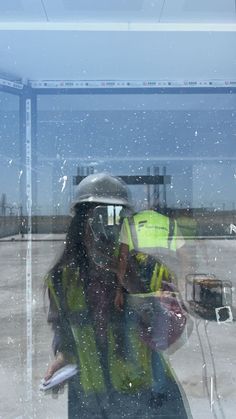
0,0,235,81
0,0,235,22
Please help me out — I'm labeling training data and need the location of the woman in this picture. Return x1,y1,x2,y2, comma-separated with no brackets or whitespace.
44,173,192,419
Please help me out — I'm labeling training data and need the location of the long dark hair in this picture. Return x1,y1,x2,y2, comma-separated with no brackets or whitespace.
47,202,97,286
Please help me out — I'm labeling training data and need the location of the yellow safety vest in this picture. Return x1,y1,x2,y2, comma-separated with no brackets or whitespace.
46,267,155,394
123,211,178,291
123,210,178,252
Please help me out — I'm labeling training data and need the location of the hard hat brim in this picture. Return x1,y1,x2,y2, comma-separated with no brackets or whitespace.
74,196,132,207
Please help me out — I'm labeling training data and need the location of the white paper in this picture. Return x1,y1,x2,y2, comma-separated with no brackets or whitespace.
40,364,78,391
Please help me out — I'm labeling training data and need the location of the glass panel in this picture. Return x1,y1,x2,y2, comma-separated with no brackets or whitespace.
2,90,236,418
0,90,68,418
0,91,28,417
37,93,236,214
35,91,236,419
0,91,20,219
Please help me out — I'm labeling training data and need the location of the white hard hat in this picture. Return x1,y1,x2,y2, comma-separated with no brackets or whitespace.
73,173,133,208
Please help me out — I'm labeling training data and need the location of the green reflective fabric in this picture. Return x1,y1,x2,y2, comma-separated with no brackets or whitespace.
108,327,153,392
125,211,178,252
150,263,172,292
47,268,173,394
47,269,106,393
71,325,106,393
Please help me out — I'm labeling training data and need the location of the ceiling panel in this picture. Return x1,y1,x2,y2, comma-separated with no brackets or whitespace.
162,0,236,22
0,0,46,21
43,0,164,22
62,0,144,12
0,0,234,23
0,30,235,81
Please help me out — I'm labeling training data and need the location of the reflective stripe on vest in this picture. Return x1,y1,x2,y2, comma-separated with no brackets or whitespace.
46,268,106,393
150,264,168,292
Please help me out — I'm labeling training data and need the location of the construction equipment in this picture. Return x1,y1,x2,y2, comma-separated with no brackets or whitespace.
186,273,233,322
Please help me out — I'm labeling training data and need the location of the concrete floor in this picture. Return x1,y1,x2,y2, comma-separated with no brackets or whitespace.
0,235,235,419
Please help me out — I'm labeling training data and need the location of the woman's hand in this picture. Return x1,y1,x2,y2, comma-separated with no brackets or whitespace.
44,352,66,381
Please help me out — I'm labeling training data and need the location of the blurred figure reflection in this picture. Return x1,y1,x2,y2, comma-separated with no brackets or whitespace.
44,173,192,419
115,206,192,417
